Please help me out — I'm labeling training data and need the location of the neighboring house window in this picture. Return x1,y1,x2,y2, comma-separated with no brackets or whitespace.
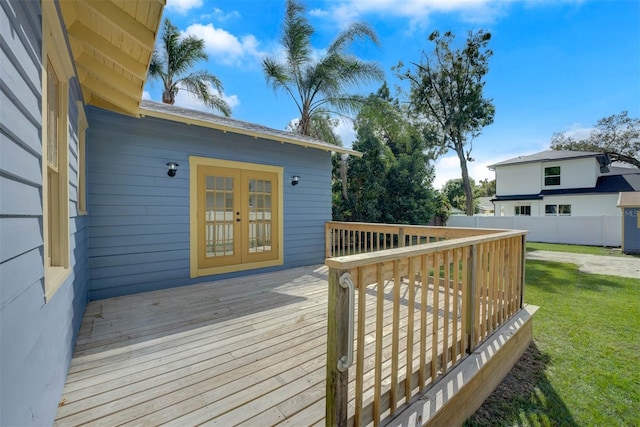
42,1,75,300
559,204,571,215
546,204,572,216
515,205,531,216
189,156,284,278
544,166,561,186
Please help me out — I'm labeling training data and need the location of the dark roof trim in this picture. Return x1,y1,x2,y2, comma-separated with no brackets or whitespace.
491,194,544,202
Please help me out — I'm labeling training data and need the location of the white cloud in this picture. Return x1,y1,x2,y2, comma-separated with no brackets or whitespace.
433,147,546,190
173,82,240,114
561,123,592,140
142,91,151,100
318,0,506,30
165,0,203,14
184,23,265,66
309,8,330,17
334,117,356,146
200,8,241,23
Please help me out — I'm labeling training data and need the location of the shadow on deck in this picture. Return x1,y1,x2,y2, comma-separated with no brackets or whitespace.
55,263,534,426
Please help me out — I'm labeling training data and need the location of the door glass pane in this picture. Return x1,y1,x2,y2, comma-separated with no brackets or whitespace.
248,178,272,254
205,174,235,258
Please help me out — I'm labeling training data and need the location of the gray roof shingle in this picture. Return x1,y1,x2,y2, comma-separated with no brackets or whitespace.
488,149,603,168
138,100,361,157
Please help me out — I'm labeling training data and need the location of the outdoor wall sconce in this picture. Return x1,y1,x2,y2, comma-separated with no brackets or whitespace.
167,162,179,177
291,175,300,186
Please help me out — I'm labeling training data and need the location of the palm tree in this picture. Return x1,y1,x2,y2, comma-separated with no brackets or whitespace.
149,18,231,116
262,0,383,140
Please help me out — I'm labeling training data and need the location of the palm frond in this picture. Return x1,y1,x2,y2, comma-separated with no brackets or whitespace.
262,2,382,137
328,22,380,55
178,75,231,117
147,18,230,115
282,0,313,69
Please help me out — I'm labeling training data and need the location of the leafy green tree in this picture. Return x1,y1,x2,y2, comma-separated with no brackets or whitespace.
333,84,438,225
550,111,640,168
400,30,495,215
149,18,231,116
442,178,480,213
475,178,496,197
262,0,383,140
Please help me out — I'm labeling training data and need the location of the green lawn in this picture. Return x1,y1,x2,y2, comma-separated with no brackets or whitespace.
526,241,638,258
465,260,640,426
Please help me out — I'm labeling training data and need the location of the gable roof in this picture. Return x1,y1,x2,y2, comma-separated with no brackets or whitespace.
488,150,605,169
138,100,362,157
58,0,165,116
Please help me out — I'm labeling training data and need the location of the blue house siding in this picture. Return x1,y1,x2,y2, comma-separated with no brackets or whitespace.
622,207,640,254
0,1,88,425
87,107,332,300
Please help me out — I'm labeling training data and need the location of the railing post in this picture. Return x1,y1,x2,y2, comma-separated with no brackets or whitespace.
325,222,332,258
520,235,526,309
326,267,350,427
466,244,477,352
399,227,405,248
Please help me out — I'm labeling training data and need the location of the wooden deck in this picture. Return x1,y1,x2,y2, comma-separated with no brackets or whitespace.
55,265,457,426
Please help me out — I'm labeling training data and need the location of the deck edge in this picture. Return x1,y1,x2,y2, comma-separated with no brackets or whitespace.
383,304,539,427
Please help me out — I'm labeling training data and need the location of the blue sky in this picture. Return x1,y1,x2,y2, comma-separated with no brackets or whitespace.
144,0,640,189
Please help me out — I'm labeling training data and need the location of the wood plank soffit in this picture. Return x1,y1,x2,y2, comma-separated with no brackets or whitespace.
66,21,148,80
81,75,139,115
84,0,155,49
76,54,141,96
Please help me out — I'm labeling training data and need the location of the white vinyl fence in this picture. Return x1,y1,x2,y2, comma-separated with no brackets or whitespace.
447,215,622,247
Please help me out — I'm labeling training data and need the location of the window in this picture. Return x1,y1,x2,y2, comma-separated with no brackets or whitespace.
515,205,531,216
190,156,284,278
544,166,561,186
559,204,571,215
545,204,572,216
42,1,75,300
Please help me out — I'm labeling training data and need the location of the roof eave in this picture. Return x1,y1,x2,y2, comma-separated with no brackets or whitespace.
138,106,363,157
60,0,165,117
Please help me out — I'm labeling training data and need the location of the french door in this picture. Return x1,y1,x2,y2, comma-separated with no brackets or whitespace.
196,165,280,270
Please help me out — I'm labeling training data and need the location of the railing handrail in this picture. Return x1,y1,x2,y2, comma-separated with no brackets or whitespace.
326,229,527,270
326,220,510,234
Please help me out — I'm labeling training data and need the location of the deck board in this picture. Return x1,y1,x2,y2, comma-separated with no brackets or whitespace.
55,265,459,426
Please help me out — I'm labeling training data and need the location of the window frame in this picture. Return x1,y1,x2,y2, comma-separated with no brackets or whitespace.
545,204,557,216
514,205,531,216
544,166,561,186
42,1,75,301
189,156,284,278
558,204,572,216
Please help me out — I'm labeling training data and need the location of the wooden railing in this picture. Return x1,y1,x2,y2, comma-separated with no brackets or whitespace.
325,221,503,258
325,222,527,426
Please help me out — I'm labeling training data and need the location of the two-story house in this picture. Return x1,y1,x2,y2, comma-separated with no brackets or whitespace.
488,150,640,217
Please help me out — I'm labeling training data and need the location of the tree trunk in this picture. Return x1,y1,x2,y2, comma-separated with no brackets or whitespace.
455,147,474,216
162,89,175,105
299,109,311,136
